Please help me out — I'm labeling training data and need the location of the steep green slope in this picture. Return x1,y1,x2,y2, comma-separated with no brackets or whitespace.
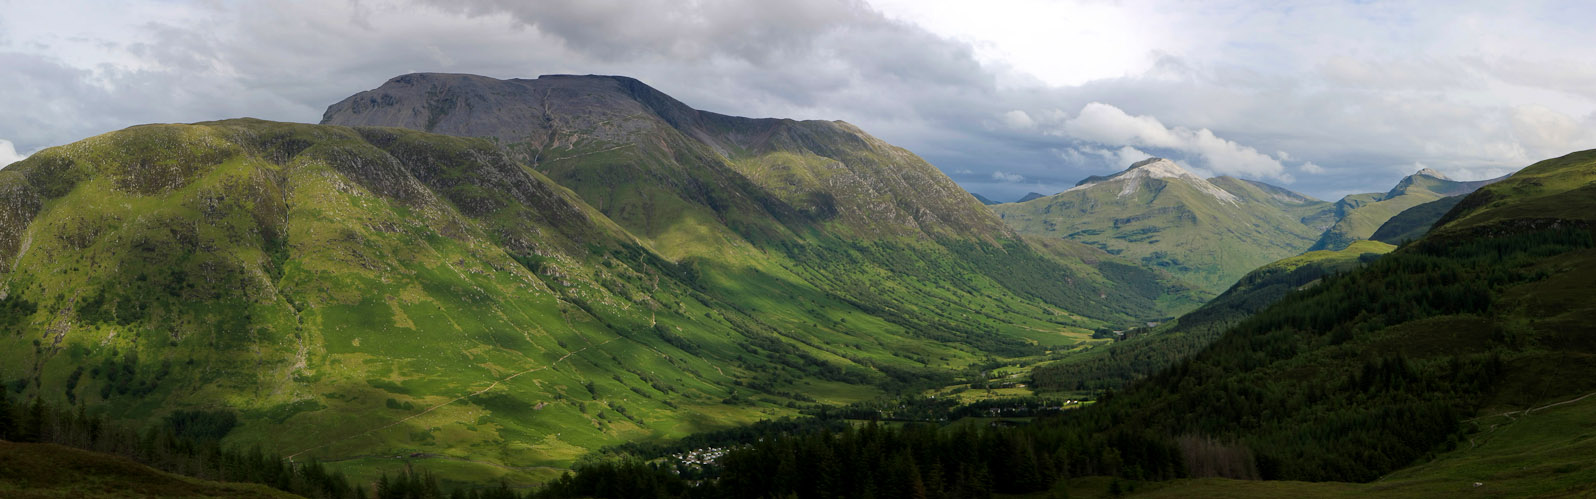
1369,195,1465,244
1065,148,1596,482
992,158,1325,294
1309,169,1504,251
0,118,1151,487
0,120,795,482
1030,240,1394,392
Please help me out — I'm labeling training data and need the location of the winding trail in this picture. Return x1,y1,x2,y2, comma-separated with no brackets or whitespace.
1462,390,1596,450
287,337,616,460
1466,390,1596,423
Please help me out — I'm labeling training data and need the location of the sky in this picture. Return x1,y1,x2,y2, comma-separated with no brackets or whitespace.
2,0,1595,201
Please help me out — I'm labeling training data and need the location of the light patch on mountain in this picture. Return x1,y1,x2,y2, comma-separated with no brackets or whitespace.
1065,158,1239,205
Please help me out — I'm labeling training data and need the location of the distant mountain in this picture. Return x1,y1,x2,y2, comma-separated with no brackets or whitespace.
970,192,999,205
1369,195,1466,244
1308,168,1506,251
1015,191,1046,203
1209,176,1339,230
991,158,1328,293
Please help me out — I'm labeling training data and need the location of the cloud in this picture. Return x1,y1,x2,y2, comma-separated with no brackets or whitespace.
0,139,26,169
1057,102,1289,180
1063,145,1152,171
1317,56,1475,90
3,0,1596,204
991,171,1025,182
1000,110,1034,129
1509,105,1595,158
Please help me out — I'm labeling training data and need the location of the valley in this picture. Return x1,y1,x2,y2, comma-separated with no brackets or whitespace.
1,71,1592,499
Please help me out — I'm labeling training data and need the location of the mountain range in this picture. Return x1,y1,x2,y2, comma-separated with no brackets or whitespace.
991,158,1333,293
1308,167,1505,251
2,71,1585,497
0,73,1200,485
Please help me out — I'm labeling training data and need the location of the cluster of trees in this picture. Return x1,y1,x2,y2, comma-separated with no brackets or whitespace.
1031,246,1381,392
803,395,1073,423
539,420,1177,499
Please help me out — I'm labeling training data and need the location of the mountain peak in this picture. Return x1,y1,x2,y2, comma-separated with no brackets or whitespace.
1124,157,1189,177
1063,157,1239,204
1413,167,1448,180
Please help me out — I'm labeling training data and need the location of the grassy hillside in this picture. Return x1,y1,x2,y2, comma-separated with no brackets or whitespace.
0,109,1197,488
528,149,1596,499
1065,149,1596,483
1309,171,1503,251
1370,195,1465,244
992,160,1326,294
0,120,953,485
323,73,1202,326
1098,391,1596,498
0,442,297,498
1030,240,1395,392
0,120,792,484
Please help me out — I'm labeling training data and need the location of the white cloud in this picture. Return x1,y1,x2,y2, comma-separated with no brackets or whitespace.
0,140,27,169
1300,162,1325,174
1000,109,1034,129
1057,102,1289,181
991,171,1024,182
1510,105,1594,159
1065,145,1152,171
